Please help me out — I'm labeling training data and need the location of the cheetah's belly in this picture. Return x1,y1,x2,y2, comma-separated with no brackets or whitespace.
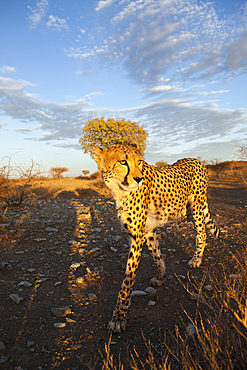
145,203,187,232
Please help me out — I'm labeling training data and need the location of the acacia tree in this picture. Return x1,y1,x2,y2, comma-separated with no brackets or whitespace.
79,117,148,156
49,167,69,179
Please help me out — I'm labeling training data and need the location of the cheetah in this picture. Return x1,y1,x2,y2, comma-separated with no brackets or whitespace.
92,142,220,333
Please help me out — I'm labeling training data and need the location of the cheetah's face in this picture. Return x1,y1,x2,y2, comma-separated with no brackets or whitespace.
92,144,144,192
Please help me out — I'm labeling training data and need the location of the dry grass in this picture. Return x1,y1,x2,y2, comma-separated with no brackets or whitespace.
98,256,247,370
0,157,44,208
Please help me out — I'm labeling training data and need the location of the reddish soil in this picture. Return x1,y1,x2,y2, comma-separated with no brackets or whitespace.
0,171,246,369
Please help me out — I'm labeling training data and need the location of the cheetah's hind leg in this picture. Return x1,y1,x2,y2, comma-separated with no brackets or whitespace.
146,231,166,286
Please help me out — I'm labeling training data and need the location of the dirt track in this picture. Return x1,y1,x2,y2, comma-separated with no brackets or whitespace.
0,172,246,369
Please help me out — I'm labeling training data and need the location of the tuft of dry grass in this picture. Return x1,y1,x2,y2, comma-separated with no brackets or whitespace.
99,256,247,370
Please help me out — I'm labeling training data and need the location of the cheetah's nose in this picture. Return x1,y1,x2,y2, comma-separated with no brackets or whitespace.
133,177,143,184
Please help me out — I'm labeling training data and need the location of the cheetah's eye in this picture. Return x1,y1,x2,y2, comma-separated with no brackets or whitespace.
119,160,127,165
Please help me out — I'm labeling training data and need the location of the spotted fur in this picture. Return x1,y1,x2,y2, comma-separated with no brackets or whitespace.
92,143,220,333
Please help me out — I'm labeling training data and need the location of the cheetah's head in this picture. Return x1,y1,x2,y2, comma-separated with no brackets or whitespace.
92,143,144,194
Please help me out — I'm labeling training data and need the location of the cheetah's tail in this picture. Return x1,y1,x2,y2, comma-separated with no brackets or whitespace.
204,209,220,238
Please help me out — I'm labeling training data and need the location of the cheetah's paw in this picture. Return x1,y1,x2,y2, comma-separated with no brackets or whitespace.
187,257,202,268
150,275,166,287
108,318,127,333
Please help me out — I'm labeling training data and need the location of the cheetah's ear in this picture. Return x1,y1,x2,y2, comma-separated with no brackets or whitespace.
91,145,104,169
128,141,139,151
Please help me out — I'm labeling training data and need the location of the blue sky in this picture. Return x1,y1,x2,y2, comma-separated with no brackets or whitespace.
0,0,247,177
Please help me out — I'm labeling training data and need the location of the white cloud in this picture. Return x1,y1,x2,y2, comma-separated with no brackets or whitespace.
13,125,42,133
0,77,102,142
69,0,247,87
224,29,247,71
96,0,115,11
0,77,34,97
46,15,70,31
75,69,93,76
64,44,110,59
0,66,17,73
141,85,174,93
0,76,246,159
27,1,69,32
27,0,49,29
0,121,7,128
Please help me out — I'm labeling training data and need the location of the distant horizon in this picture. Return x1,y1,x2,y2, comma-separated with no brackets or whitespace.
2,155,246,182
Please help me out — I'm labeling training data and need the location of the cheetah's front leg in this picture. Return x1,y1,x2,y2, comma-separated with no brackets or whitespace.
146,231,166,287
108,237,143,333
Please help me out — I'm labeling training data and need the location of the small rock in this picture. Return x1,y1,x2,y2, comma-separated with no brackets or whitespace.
45,227,58,232
87,248,100,254
0,341,6,350
131,290,148,297
70,263,81,269
51,307,71,318
0,356,8,363
18,281,32,287
27,268,35,272
110,247,118,252
93,228,101,232
34,238,47,242
26,340,35,347
76,277,84,284
187,323,196,336
54,322,66,328
1,262,13,270
9,293,24,304
203,284,213,292
144,287,157,295
88,293,97,299
54,281,62,286
66,317,76,323
148,300,156,306
177,275,186,280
